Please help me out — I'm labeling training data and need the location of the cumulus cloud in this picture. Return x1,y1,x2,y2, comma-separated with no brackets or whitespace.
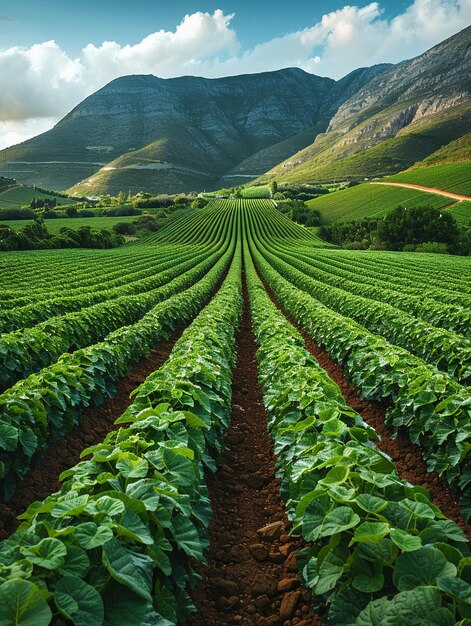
0,1,469,148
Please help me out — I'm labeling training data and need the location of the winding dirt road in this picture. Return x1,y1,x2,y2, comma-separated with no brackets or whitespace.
370,181,471,202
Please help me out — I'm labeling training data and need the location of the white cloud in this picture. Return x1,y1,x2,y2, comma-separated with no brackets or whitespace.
0,1,469,148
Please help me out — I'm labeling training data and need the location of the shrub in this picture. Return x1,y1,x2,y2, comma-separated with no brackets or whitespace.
112,222,137,235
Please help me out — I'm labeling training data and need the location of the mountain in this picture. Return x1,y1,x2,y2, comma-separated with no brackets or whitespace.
0,67,389,194
259,27,471,184
0,27,468,195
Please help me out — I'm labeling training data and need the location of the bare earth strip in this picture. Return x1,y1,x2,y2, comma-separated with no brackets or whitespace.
370,181,471,202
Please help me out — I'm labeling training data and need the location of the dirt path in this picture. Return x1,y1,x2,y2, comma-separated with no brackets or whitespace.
0,332,182,540
186,281,320,626
261,281,470,540
370,181,471,201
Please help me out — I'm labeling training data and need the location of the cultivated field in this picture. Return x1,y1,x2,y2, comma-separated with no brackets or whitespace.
1,215,139,234
0,185,75,209
384,162,471,195
0,199,469,625
306,183,453,223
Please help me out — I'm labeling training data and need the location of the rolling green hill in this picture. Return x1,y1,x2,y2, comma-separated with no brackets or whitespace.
0,185,74,209
306,183,454,224
383,162,471,196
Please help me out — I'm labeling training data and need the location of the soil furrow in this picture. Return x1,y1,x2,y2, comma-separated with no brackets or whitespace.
186,282,320,626
0,332,182,540
262,280,470,539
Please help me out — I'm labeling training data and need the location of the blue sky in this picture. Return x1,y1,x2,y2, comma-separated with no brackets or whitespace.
0,1,469,148
0,1,410,53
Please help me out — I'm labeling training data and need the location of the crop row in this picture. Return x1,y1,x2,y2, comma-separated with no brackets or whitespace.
0,221,234,389
0,233,236,500
0,209,232,331
244,237,470,624
265,227,470,336
309,250,471,308
0,244,242,625
248,228,471,520
0,203,231,313
256,235,471,385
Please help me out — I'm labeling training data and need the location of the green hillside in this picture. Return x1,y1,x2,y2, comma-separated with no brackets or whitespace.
0,216,136,234
0,185,74,209
262,104,471,185
409,133,471,169
448,200,471,225
384,162,471,195
306,183,453,224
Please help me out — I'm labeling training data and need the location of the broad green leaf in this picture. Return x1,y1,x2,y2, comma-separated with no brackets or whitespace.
0,423,18,452
351,522,390,545
170,515,205,560
18,430,38,457
58,546,90,577
20,538,67,570
393,546,456,591
51,496,89,518
54,576,104,626
0,579,52,626
390,529,422,552
355,586,441,625
315,545,347,594
75,523,113,549
436,576,471,603
94,496,125,517
102,539,153,601
319,506,360,538
116,511,153,545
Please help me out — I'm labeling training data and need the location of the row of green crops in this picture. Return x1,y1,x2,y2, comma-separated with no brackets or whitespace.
0,207,232,332
254,233,471,385
0,231,236,500
306,249,471,308
244,237,471,624
247,228,471,520
0,243,242,626
0,228,231,390
269,238,471,336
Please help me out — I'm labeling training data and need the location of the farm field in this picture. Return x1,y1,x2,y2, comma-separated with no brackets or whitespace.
305,182,453,223
0,199,470,626
449,199,471,224
384,162,471,196
1,215,140,234
0,184,75,209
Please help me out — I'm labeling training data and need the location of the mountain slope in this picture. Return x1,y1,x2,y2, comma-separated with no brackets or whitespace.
0,66,388,194
260,27,470,184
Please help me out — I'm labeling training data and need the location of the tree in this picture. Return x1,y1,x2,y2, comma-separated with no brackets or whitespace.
269,180,278,197
378,205,459,251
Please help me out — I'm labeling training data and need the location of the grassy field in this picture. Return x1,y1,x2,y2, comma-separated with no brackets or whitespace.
0,185,75,209
448,200,471,225
384,162,471,195
1,216,136,234
241,185,271,198
306,183,452,224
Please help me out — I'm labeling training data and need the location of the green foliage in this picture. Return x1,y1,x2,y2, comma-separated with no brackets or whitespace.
245,243,470,624
378,206,459,251
112,221,137,235
0,247,242,625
